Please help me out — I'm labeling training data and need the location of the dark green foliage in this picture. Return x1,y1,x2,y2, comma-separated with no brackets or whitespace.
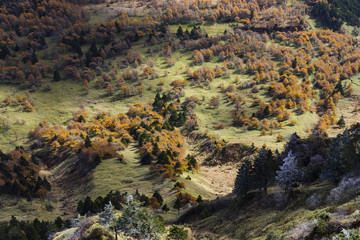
157,151,170,165
234,147,276,198
326,0,360,26
253,146,275,194
53,70,61,82
321,130,349,182
311,1,343,31
196,195,203,203
84,135,92,148
233,158,253,198
140,153,154,165
337,116,345,128
186,155,197,170
0,216,68,240
176,25,184,38
77,115,86,123
77,190,167,216
77,192,125,215
0,45,10,59
313,213,331,238
292,57,297,69
167,225,188,240
117,195,165,240
153,191,163,205
174,197,183,213
162,204,169,213
335,81,345,96
174,182,184,189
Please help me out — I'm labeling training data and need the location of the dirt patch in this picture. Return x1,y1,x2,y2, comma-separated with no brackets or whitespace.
200,163,239,195
204,142,257,166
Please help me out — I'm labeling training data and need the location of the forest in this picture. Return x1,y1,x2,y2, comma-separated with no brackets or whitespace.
1,0,360,239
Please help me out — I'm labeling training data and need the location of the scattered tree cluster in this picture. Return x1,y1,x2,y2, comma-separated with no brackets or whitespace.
0,147,51,200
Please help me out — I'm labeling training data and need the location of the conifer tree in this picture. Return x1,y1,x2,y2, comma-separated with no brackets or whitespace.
320,133,347,182
99,202,118,240
53,70,61,82
85,135,92,148
253,146,275,194
276,151,301,191
234,158,252,198
174,197,182,214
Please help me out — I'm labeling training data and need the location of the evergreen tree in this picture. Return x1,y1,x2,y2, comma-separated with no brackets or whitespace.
77,200,84,214
253,146,275,194
53,70,61,82
233,158,252,198
117,195,165,239
176,25,184,38
83,196,96,214
275,151,301,191
335,81,345,95
320,132,348,182
162,204,169,213
337,115,346,128
99,202,118,240
30,51,38,64
167,225,188,240
174,197,182,214
196,195,203,203
85,135,92,148
153,191,163,205
0,45,10,59
54,217,64,230
24,223,41,240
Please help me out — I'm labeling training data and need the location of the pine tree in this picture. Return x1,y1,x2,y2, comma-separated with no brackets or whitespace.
153,191,163,205
117,195,165,239
233,158,253,198
162,204,169,213
167,225,188,240
99,202,118,240
196,195,203,203
253,146,275,194
337,116,345,128
77,200,84,214
174,197,182,214
335,81,345,96
320,133,347,182
177,25,184,38
54,216,64,230
53,70,61,82
276,151,301,191
85,135,92,148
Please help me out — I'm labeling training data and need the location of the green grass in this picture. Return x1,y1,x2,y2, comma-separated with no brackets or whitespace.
193,182,335,239
169,23,231,37
0,194,61,222
89,143,219,222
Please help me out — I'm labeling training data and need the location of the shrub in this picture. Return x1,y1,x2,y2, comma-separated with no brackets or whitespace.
306,193,323,210
326,176,360,204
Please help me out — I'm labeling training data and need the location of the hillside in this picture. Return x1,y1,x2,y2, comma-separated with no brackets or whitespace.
1,0,360,239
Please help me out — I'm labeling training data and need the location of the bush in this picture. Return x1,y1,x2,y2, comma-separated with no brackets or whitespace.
306,193,323,210
167,225,188,240
333,229,360,240
326,176,360,204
